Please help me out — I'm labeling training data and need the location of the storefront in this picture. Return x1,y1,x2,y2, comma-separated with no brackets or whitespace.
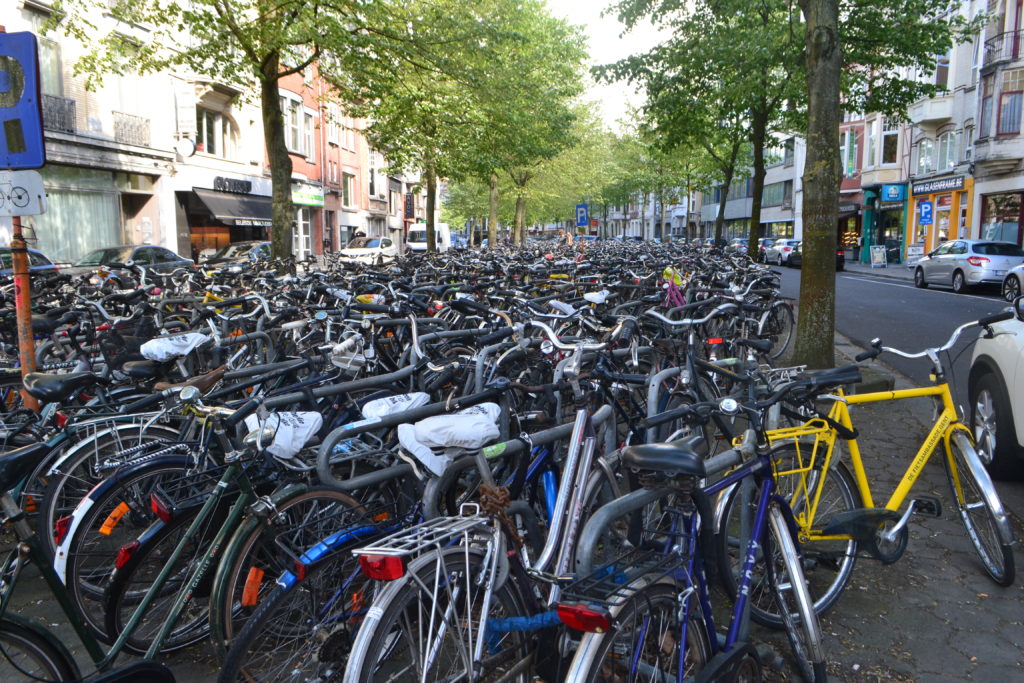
909,175,973,255
838,201,860,252
291,183,324,260
979,192,1024,246
177,176,272,260
762,220,794,238
862,183,907,263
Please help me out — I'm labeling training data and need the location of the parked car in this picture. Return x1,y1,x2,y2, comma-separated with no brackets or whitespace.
65,245,194,285
757,238,777,262
969,297,1024,479
786,241,845,271
1001,262,1024,301
0,248,60,279
338,236,398,263
764,239,801,266
727,238,749,253
201,241,270,266
913,240,1024,294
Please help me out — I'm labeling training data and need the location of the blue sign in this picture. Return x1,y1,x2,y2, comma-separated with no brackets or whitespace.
575,203,589,228
0,32,45,170
919,201,933,225
881,184,905,202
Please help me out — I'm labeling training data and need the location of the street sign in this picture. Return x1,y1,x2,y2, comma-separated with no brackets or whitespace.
0,169,45,216
590,218,598,228
0,32,46,170
919,200,933,225
575,204,589,228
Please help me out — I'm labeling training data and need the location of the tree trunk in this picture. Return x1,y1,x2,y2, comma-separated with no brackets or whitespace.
660,190,668,242
260,52,294,261
488,173,499,249
795,0,841,369
425,165,437,254
514,193,526,246
714,168,733,244
747,107,768,261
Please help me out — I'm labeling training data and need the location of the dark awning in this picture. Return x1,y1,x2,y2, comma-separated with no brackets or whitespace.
193,188,272,227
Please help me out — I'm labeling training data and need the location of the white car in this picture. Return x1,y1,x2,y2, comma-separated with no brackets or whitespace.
969,298,1024,479
764,239,800,266
1001,263,1024,302
338,237,398,264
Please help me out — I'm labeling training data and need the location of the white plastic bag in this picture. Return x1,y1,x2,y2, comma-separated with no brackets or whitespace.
361,392,431,420
244,411,323,460
583,289,612,305
140,333,210,362
397,423,451,476
413,402,501,450
549,300,576,316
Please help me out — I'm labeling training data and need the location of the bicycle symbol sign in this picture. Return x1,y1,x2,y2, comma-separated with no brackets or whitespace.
0,169,46,216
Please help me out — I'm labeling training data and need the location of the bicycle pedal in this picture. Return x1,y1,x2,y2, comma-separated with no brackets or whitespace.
912,496,941,518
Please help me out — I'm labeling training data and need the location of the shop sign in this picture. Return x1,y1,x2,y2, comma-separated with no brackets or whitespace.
404,193,414,220
838,201,859,214
881,184,905,202
936,194,953,209
912,175,964,196
291,185,324,207
214,176,252,194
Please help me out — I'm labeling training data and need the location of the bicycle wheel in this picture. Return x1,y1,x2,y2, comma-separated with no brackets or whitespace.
0,616,80,682
565,580,711,682
759,301,795,360
210,487,368,652
765,503,828,682
218,546,371,681
943,434,1015,586
344,546,531,682
718,442,860,627
61,458,191,642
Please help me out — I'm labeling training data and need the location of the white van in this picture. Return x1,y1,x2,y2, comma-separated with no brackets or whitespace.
407,223,450,252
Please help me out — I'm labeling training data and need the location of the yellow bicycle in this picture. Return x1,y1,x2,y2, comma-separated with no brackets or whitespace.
718,312,1017,627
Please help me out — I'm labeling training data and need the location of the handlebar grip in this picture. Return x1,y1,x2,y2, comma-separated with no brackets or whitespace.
478,326,514,345
703,449,742,477
615,318,638,346
979,311,1014,327
225,398,261,429
122,392,167,413
854,347,881,362
203,296,250,308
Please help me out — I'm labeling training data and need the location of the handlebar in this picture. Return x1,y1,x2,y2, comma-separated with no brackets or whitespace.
644,302,738,327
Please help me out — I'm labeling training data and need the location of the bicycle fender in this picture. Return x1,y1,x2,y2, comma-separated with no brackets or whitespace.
0,614,81,680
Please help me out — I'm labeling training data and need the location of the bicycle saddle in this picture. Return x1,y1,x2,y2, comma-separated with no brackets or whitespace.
622,439,705,478
0,442,51,493
153,364,227,394
121,360,160,379
23,371,98,403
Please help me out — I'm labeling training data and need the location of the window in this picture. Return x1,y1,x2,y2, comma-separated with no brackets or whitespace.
783,138,794,166
998,71,1024,135
342,173,355,207
937,132,957,169
327,106,340,145
838,129,857,176
304,112,314,161
881,118,899,164
195,106,236,159
935,51,950,89
866,119,878,167
980,75,994,138
964,126,975,160
917,138,935,175
762,182,785,207
764,144,784,166
344,117,356,150
279,93,315,157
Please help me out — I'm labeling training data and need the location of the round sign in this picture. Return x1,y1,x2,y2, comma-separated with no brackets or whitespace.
175,138,197,158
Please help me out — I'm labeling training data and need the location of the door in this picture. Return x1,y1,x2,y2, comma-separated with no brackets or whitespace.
924,241,952,283
944,240,968,283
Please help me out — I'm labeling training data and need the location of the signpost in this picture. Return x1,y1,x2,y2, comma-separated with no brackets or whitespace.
575,203,589,228
0,31,47,411
919,200,933,225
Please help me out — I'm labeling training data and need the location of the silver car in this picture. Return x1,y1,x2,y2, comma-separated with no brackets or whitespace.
913,240,1024,294
764,239,800,266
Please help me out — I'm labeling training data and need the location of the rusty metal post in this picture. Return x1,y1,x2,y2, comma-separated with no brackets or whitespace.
11,215,38,411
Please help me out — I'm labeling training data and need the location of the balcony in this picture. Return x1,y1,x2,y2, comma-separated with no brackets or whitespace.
973,135,1024,176
41,94,75,134
113,111,151,147
907,95,953,125
984,30,1024,67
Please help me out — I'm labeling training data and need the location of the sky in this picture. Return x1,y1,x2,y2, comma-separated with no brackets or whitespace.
544,0,668,131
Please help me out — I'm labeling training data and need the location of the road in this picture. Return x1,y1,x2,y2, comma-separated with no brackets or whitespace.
776,267,1009,402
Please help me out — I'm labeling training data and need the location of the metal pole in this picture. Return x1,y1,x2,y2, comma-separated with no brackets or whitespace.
11,215,38,411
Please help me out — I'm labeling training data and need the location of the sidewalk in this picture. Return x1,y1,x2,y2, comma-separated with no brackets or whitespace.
841,255,916,282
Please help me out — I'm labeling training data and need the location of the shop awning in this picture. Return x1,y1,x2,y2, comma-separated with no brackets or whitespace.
193,188,273,228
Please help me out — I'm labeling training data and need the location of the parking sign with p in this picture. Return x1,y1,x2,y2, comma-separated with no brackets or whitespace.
0,32,45,170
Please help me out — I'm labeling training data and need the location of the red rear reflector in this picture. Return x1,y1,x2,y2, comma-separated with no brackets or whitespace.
150,493,172,523
115,541,139,570
55,411,68,428
557,603,612,633
707,338,723,345
54,515,72,545
967,256,990,266
294,561,307,582
358,554,406,581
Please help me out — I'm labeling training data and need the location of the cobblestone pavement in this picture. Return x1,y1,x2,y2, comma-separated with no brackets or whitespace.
4,339,1023,682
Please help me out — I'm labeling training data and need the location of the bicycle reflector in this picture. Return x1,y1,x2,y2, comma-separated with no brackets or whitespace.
707,337,724,345
150,493,172,523
358,554,406,581
53,515,72,545
115,541,140,570
556,603,612,633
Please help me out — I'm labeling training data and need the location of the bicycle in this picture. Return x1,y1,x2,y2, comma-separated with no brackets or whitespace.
718,311,1018,629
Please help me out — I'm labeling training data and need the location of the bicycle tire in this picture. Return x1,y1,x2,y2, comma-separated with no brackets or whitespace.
564,579,711,682
209,486,367,654
36,425,181,560
759,301,795,360
343,546,531,683
718,443,860,627
0,615,81,682
943,434,1015,586
765,503,828,682
60,457,194,642
217,542,371,681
